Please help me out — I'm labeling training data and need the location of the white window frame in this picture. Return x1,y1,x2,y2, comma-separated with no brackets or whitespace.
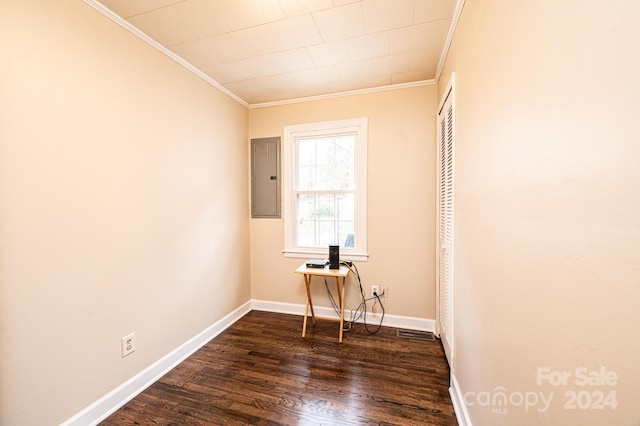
283,117,368,261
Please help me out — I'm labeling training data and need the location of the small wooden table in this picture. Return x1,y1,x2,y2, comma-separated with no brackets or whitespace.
295,262,350,343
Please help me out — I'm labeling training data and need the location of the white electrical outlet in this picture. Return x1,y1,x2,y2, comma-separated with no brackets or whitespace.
371,285,379,297
371,285,388,298
121,332,136,358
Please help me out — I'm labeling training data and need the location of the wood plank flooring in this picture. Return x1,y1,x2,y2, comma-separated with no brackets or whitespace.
101,310,457,425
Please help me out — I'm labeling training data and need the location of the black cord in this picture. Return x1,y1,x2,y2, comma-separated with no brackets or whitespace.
324,277,341,316
332,260,384,334
363,294,385,334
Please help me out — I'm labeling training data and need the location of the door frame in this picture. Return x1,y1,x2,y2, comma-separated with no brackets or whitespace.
435,72,455,366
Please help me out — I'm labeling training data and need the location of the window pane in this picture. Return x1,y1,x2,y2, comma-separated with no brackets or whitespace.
297,139,316,166
318,220,336,247
297,193,315,221
336,193,354,222
296,135,355,191
298,165,315,190
297,220,315,247
316,194,334,220
337,193,354,248
339,221,355,248
295,192,357,249
335,136,355,189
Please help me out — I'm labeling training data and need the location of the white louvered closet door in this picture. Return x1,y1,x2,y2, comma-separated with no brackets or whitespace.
437,75,455,366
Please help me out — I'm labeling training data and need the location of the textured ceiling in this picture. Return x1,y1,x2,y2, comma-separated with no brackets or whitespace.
96,0,457,105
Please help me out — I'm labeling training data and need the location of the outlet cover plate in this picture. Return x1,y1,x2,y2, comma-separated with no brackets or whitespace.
121,332,136,357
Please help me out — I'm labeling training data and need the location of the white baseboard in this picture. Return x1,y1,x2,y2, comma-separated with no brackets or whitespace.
251,299,436,332
61,301,252,426
62,300,436,426
450,372,472,426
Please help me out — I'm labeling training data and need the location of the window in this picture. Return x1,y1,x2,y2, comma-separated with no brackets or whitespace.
283,118,368,260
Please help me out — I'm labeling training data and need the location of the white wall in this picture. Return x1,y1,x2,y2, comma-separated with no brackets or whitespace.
249,85,438,323
439,0,640,424
0,1,249,424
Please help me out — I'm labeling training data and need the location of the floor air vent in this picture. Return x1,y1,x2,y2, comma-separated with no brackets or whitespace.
396,330,436,341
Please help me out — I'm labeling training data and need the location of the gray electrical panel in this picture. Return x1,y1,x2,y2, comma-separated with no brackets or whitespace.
251,137,281,218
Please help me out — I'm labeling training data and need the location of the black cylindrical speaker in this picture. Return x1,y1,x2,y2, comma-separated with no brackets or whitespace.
329,245,340,269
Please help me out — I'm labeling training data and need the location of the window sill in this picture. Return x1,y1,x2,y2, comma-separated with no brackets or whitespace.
283,249,369,262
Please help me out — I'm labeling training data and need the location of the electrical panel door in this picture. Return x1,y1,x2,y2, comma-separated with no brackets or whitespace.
251,137,281,218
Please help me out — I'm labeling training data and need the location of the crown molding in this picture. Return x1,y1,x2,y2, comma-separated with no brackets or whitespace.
82,0,249,108
84,0,462,109
249,79,437,109
436,0,466,82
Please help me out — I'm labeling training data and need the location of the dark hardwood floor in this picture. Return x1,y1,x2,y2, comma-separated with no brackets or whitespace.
101,310,457,425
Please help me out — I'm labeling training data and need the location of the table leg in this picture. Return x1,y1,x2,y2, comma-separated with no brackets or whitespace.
337,276,346,343
302,274,315,338
306,275,316,323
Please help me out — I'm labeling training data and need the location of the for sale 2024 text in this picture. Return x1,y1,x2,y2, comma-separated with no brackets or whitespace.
537,367,618,410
